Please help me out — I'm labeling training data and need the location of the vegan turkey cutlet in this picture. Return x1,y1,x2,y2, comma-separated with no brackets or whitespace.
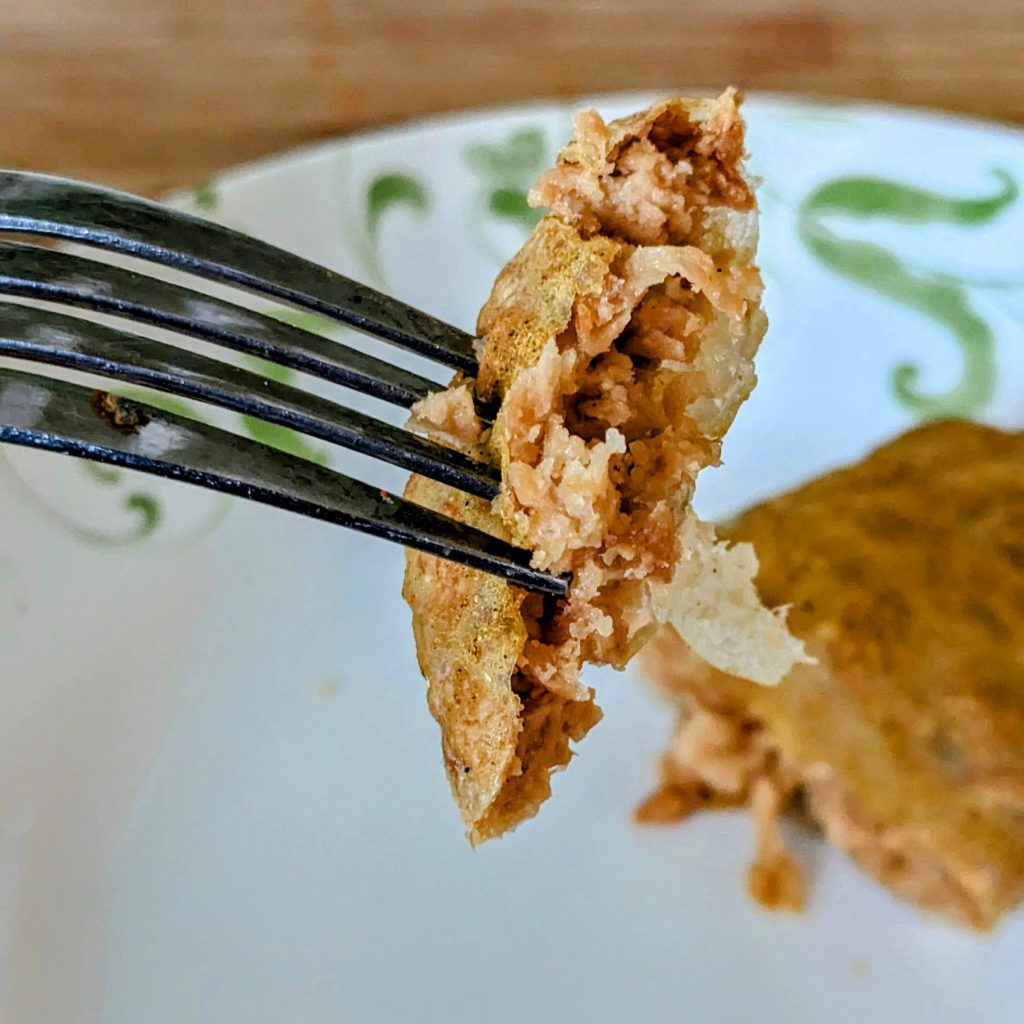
639,421,1024,930
403,91,806,844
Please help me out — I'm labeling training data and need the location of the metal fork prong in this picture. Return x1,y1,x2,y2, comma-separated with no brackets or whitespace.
0,302,500,501
0,171,478,373
0,368,566,596
0,241,441,409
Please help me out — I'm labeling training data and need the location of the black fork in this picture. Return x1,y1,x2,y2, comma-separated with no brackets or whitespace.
0,171,568,598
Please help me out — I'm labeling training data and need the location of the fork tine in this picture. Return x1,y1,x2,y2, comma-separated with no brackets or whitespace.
0,301,500,500
0,240,442,409
0,171,478,373
0,368,567,596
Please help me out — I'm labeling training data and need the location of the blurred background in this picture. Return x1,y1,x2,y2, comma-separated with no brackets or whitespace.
3,4,1024,1022
5,0,1023,195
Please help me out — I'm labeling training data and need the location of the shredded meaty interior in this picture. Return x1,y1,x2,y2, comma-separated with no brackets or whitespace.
405,94,802,843
535,107,753,246
474,109,764,707
637,421,1024,929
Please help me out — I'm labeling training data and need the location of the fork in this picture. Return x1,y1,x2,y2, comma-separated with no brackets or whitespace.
0,170,567,597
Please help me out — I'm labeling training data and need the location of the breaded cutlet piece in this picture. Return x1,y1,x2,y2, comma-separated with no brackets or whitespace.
404,92,805,845
639,421,1024,929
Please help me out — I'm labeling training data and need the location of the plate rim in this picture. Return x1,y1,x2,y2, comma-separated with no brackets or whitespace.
173,89,1024,201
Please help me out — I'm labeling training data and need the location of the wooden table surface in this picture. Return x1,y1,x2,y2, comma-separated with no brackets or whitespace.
5,0,1024,195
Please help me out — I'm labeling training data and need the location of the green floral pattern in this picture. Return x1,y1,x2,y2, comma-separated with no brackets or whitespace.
798,171,1019,418
0,383,230,547
0,450,165,547
192,182,219,212
347,170,431,286
464,128,550,231
237,354,328,465
0,172,379,550
4,101,1024,559
366,174,429,239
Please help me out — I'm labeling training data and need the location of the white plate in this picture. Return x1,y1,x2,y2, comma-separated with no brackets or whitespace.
3,94,1024,1023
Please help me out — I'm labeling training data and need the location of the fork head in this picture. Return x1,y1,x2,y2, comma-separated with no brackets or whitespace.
0,171,568,598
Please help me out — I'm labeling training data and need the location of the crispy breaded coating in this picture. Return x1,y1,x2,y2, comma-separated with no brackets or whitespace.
640,421,1024,929
405,92,804,844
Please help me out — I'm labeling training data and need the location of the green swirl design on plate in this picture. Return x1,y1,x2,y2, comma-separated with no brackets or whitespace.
192,182,220,212
0,450,164,548
0,170,420,550
464,128,549,231
367,174,429,238
237,351,328,465
0,388,232,548
0,389,200,547
354,172,430,285
798,170,1019,419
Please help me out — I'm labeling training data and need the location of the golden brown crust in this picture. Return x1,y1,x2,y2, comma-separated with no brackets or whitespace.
405,92,800,843
403,469,602,845
403,475,528,830
477,219,620,402
640,420,1024,929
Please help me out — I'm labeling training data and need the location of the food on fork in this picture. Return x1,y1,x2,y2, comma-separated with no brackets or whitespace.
403,91,806,844
638,421,1024,930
